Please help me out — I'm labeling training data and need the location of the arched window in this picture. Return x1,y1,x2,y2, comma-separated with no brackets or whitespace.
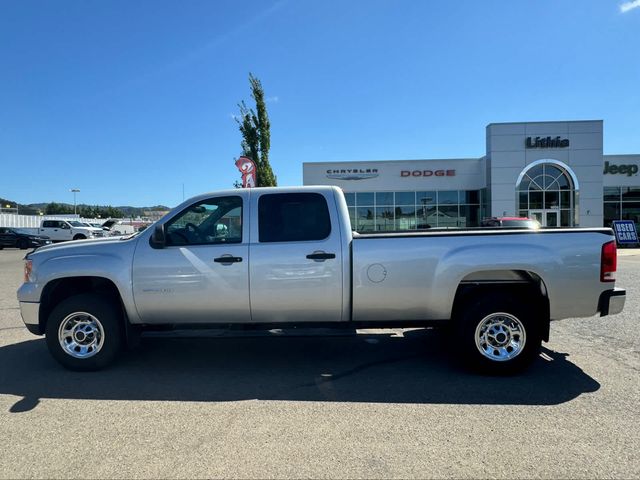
516,160,578,227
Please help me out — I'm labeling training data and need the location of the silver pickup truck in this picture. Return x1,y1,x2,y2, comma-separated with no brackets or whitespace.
17,186,626,373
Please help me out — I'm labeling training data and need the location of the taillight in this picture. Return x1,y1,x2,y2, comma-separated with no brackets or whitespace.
24,260,33,283
601,240,617,282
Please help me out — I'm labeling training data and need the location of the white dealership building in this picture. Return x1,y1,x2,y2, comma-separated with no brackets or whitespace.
303,120,640,231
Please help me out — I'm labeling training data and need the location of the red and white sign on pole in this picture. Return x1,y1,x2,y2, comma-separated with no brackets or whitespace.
235,156,257,188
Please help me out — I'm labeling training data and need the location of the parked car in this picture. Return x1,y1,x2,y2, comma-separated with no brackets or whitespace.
0,227,51,250
84,222,104,229
18,186,625,374
38,220,105,242
481,217,541,229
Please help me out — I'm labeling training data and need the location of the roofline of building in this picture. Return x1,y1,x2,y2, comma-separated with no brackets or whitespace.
303,157,483,165
487,119,603,126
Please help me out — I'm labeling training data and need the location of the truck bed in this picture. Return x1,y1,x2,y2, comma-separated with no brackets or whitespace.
351,227,614,322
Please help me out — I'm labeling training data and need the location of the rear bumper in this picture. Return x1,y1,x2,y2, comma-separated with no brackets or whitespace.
598,288,626,317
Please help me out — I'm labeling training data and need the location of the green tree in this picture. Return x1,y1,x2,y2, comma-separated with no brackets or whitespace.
236,73,277,187
78,205,95,218
45,202,72,215
104,206,124,218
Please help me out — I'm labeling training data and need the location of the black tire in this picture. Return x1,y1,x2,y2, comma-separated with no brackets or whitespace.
17,238,28,250
45,293,123,371
456,293,542,375
73,234,86,240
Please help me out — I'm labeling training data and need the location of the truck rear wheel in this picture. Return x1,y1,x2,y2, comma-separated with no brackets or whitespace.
45,293,123,371
456,293,541,374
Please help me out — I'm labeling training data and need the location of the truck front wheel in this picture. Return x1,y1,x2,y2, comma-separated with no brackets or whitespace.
73,234,86,240
45,293,123,371
457,294,542,374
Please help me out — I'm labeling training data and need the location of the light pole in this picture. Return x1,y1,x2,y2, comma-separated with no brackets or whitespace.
70,189,80,215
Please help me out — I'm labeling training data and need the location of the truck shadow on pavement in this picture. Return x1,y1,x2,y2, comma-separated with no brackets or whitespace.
1,328,600,413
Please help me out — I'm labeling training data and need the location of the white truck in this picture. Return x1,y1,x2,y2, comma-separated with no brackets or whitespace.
38,219,106,242
19,186,625,373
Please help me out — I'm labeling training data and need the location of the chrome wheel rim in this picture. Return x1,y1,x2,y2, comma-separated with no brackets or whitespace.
474,312,526,362
58,312,105,359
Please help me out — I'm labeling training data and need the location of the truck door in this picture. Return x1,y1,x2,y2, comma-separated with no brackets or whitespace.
132,194,250,324
59,221,73,240
40,220,62,241
249,191,344,323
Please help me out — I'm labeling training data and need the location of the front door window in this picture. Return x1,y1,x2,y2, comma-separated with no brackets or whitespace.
529,210,543,225
529,209,560,227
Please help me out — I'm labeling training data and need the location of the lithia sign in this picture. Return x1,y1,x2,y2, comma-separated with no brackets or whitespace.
525,136,570,148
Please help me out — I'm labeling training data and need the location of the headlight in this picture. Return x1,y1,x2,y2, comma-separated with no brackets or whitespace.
24,260,33,283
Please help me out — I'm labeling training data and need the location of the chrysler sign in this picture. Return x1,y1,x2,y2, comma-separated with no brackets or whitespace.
326,168,379,180
325,167,457,180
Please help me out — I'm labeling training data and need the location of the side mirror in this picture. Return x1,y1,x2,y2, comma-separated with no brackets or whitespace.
150,224,166,249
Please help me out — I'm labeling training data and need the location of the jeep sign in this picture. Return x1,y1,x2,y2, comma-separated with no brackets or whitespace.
603,161,639,176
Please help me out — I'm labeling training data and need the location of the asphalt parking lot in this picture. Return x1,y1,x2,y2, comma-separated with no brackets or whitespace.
0,248,638,479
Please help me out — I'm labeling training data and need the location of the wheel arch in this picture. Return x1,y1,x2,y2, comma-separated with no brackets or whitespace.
38,276,127,334
451,269,551,342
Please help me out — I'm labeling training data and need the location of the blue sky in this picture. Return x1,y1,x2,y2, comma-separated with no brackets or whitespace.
1,0,639,207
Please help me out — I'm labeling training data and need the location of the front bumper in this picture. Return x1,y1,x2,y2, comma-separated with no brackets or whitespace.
19,301,42,335
598,288,626,316
31,240,51,247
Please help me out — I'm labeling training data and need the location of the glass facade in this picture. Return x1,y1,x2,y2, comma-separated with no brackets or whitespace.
517,162,575,226
603,187,640,229
346,190,482,232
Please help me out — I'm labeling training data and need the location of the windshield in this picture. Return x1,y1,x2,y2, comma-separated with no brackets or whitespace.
13,228,33,235
67,221,85,227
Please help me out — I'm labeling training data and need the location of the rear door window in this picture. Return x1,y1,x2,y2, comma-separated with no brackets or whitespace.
258,193,331,243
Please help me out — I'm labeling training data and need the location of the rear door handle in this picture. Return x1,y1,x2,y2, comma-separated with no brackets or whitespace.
306,252,336,260
214,255,243,264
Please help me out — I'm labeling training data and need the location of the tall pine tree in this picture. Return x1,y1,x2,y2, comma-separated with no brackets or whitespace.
236,73,277,186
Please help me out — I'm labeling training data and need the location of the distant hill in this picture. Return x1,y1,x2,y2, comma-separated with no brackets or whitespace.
1,197,171,218
115,205,171,217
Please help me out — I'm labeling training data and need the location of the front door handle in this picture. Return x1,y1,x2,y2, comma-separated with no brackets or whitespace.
306,252,336,260
214,255,243,264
